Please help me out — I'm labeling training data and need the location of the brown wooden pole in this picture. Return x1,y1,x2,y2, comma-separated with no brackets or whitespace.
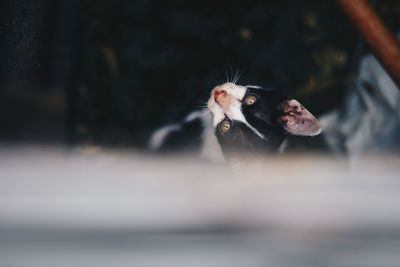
335,0,400,89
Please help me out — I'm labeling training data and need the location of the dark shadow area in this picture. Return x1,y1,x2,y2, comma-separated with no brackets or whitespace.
1,0,399,148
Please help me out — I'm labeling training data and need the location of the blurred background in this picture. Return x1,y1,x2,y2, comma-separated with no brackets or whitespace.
1,0,399,149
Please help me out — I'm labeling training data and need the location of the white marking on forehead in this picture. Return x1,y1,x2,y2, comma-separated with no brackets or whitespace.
207,83,264,139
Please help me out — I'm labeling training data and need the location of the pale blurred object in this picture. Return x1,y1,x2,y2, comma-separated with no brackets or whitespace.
320,53,400,155
0,147,400,267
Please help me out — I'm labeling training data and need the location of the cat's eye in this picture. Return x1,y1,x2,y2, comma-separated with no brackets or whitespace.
244,95,257,105
220,119,231,134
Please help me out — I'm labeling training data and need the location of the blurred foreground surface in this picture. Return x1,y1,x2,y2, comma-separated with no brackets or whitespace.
1,146,400,267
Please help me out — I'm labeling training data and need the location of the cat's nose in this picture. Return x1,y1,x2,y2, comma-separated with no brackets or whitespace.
214,90,226,103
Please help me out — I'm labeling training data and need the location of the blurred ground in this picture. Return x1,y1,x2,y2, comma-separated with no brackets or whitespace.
1,146,400,267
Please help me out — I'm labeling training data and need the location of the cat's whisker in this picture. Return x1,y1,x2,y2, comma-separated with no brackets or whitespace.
188,109,210,121
233,66,245,85
195,102,208,107
198,110,211,117
233,67,239,84
227,65,235,84
225,68,229,84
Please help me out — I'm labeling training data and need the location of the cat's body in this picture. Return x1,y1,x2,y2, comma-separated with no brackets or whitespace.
149,110,225,161
150,82,321,161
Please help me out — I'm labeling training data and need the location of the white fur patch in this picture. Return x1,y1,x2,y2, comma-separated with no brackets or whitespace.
207,82,264,139
200,112,224,162
245,85,263,89
149,111,225,161
149,124,181,150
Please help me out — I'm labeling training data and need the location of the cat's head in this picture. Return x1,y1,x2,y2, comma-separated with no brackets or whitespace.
207,83,321,156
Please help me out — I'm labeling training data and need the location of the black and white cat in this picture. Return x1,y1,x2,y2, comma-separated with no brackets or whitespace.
149,82,321,161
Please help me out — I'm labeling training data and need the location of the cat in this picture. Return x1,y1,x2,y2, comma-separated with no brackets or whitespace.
149,82,321,161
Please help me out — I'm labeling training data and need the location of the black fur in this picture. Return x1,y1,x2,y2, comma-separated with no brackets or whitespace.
215,120,275,155
215,87,288,157
242,87,288,141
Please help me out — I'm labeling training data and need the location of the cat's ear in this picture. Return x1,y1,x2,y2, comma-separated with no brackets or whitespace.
279,99,321,136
